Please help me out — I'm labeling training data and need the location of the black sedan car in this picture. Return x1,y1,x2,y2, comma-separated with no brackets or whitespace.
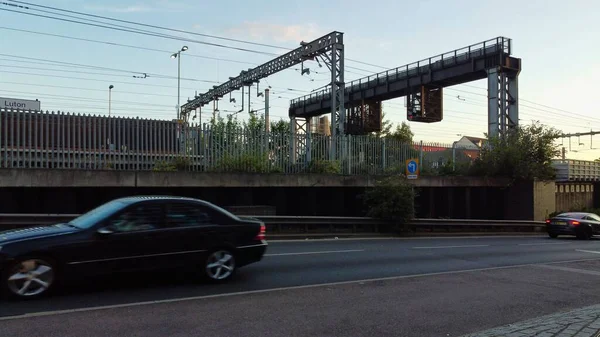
546,212,600,240
0,196,267,299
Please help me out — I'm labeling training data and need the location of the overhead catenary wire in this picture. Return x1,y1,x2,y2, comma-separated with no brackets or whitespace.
0,6,374,75
4,0,390,70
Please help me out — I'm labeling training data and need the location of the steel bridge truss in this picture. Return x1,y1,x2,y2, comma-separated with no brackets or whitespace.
180,31,344,120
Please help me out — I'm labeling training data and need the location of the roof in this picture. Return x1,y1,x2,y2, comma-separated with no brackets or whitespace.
116,195,200,203
464,136,487,143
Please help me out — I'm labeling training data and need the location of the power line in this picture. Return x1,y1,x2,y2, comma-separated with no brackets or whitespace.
0,6,374,75
0,89,175,108
5,0,390,70
1,81,178,98
0,7,276,56
0,26,257,66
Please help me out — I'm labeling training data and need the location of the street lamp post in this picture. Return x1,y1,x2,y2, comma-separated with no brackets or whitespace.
108,85,114,117
171,46,188,121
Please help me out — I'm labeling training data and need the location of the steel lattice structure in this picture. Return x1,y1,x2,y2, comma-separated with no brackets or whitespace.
180,31,344,119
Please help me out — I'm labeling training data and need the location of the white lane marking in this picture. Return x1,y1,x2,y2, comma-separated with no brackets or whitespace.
268,235,546,243
3,256,600,322
412,244,490,249
576,249,600,255
518,242,570,246
534,264,600,276
265,249,364,256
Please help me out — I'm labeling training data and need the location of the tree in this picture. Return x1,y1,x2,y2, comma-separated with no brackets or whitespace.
374,111,393,138
388,121,414,143
472,122,561,180
362,175,417,232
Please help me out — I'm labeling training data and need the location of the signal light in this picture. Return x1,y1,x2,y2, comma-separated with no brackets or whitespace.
571,221,580,226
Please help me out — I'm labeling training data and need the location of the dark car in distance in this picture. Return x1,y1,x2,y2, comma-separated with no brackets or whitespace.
0,196,267,299
546,212,600,240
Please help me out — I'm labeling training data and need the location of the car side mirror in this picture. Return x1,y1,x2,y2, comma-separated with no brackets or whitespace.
97,226,115,235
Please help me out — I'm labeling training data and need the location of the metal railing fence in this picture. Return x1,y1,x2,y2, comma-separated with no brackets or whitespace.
0,109,480,174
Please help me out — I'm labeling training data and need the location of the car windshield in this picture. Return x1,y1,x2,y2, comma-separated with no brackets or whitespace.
69,200,129,229
589,214,600,221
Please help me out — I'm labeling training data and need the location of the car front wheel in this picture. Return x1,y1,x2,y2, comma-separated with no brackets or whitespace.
3,258,56,299
203,249,236,282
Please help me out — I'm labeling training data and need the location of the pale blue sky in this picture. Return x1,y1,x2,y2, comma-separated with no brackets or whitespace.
1,0,599,159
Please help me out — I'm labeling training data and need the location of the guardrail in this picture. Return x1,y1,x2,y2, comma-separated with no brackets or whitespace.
0,214,546,234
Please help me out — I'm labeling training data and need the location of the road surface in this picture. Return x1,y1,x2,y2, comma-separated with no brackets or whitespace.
3,235,600,336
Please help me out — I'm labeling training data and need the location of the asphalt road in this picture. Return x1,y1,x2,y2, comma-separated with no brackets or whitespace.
4,235,600,336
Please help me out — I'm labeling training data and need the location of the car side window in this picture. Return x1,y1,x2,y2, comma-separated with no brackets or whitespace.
109,204,163,233
165,203,214,228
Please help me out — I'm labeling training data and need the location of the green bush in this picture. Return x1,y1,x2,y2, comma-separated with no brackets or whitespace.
173,156,191,171
214,154,272,173
153,157,190,172
305,160,341,174
153,160,177,172
362,175,417,233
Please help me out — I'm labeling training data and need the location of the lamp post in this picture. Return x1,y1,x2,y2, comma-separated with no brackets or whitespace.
171,46,188,121
108,85,114,117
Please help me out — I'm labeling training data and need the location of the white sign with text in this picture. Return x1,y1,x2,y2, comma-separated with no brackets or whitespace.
1,97,41,111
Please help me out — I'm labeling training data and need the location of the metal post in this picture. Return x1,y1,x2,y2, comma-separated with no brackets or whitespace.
108,85,114,117
419,140,424,170
452,141,457,171
264,88,270,154
265,88,270,133
177,52,181,121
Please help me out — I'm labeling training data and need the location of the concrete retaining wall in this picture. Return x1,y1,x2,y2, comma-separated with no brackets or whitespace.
0,169,511,188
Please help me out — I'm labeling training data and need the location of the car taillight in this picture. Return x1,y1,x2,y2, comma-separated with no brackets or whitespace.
571,221,580,226
545,219,551,224
255,224,266,240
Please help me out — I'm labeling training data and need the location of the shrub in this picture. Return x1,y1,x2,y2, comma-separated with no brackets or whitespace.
362,175,417,232
153,160,177,172
214,154,272,173
306,160,341,174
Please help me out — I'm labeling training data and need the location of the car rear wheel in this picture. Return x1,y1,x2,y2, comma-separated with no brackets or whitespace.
548,233,558,238
203,249,236,282
3,258,56,299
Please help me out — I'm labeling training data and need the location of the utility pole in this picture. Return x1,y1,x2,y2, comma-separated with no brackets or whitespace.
108,85,114,117
171,46,188,121
265,88,270,133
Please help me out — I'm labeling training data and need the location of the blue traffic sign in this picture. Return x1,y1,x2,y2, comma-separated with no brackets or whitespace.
407,160,418,174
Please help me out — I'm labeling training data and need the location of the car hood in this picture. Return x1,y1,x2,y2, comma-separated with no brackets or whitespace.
0,224,78,244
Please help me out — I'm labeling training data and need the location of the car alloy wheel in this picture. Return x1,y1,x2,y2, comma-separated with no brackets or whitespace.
205,250,235,281
6,258,55,298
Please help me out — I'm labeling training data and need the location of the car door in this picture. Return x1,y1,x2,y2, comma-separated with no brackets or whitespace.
149,201,223,269
66,202,165,276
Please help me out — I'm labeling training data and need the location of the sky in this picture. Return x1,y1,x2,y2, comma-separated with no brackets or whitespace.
1,0,599,160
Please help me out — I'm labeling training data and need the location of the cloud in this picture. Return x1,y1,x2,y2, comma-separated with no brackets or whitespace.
224,22,322,44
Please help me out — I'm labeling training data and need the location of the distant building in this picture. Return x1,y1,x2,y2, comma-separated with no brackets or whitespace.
455,136,486,150
455,136,487,159
310,116,330,136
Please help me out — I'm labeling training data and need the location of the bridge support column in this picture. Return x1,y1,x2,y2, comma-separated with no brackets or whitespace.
487,65,520,139
322,40,345,161
290,117,310,164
